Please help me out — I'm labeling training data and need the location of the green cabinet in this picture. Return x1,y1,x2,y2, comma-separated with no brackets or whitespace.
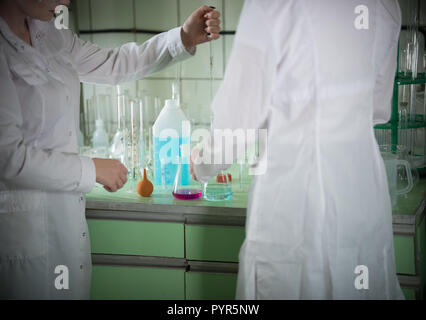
185,271,237,300
185,225,245,262
87,219,184,258
90,264,185,300
392,185,426,299
86,180,426,300
394,235,416,275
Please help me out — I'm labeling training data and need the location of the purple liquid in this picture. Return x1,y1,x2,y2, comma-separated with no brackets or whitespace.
172,189,202,200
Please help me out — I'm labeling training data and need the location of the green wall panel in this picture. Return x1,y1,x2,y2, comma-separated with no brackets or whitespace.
90,265,185,300
186,272,237,300
394,235,415,275
87,219,184,258
185,225,245,262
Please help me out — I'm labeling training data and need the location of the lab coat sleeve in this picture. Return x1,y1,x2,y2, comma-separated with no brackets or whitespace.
62,27,195,85
0,48,96,193
372,0,401,125
192,0,275,181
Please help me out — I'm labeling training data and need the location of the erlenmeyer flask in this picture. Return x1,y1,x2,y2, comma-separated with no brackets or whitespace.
202,170,233,201
172,158,202,200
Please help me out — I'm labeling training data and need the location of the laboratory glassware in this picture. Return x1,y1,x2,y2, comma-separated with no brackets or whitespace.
172,158,202,200
380,145,414,208
110,93,128,164
126,99,142,192
373,1,426,172
152,99,191,187
202,170,233,201
91,119,109,158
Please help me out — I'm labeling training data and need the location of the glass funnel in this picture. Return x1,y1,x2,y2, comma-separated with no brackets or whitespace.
172,157,202,200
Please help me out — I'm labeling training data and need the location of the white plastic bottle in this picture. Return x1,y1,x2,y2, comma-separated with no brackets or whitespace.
92,119,110,157
153,99,190,187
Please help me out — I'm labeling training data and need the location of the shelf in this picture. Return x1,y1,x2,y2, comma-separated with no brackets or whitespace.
374,114,426,130
396,72,426,85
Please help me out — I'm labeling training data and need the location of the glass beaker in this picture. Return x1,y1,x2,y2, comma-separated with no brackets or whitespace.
172,158,202,200
380,145,415,208
202,170,233,201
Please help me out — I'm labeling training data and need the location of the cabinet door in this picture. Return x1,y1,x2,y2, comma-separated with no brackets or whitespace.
185,272,237,300
393,235,416,275
87,219,184,258
185,225,245,262
401,288,416,300
90,265,185,300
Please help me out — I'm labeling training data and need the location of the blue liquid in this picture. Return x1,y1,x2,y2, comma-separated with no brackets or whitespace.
203,185,233,201
153,136,190,186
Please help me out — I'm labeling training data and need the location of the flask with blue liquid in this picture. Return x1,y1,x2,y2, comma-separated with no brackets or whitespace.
152,99,190,189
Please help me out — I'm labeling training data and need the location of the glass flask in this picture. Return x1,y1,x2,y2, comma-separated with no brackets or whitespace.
202,170,233,201
172,158,202,200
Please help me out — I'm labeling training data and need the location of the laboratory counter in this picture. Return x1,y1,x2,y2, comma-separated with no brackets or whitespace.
85,179,426,300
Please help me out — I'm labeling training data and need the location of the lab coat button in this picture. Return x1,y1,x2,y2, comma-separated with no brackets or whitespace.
79,195,84,202
82,232,86,237
80,264,83,270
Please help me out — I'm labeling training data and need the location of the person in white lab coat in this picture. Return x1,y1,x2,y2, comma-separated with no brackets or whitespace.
0,0,220,299
190,0,404,299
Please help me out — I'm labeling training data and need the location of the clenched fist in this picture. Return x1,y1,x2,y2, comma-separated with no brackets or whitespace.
93,158,128,192
181,5,221,48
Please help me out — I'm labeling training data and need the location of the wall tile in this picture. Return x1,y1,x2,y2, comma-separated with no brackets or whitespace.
180,38,223,78
91,32,135,48
179,0,222,25
135,33,179,79
135,0,178,30
78,33,93,43
224,0,245,31
138,79,175,102
181,79,222,126
68,10,77,32
75,0,91,30
91,0,134,30
137,79,179,125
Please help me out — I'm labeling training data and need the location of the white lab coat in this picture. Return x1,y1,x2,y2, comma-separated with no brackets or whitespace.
0,17,193,299
193,0,404,299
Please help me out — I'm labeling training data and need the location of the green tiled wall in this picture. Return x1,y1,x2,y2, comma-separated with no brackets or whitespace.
75,0,245,129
